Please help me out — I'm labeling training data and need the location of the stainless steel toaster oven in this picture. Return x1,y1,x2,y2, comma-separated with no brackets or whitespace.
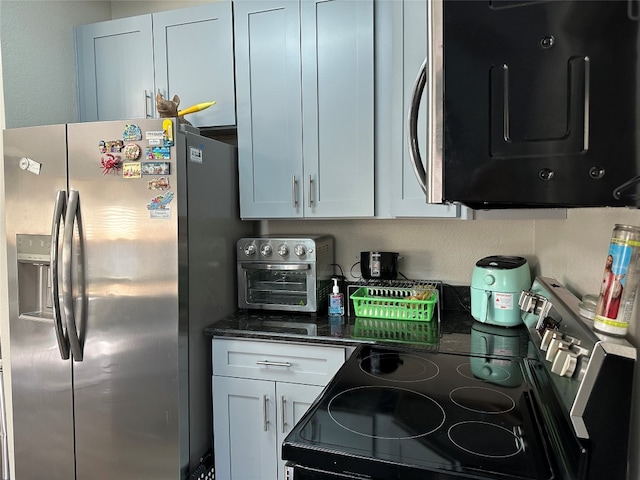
236,235,334,313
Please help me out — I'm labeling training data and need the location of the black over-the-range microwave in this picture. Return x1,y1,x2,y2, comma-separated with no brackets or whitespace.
409,0,640,208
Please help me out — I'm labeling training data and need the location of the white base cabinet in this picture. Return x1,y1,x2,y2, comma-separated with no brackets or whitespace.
212,338,347,480
213,377,322,480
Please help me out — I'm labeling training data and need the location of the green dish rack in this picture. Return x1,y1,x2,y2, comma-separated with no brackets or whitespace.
350,286,438,321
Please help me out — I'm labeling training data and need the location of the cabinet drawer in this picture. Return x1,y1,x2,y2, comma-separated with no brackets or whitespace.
213,338,346,385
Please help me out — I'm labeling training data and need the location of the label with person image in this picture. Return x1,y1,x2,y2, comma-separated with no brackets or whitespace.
594,224,640,336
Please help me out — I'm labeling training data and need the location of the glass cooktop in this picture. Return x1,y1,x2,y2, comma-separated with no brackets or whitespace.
282,344,555,480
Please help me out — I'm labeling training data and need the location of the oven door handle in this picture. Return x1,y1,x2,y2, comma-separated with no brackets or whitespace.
239,263,310,271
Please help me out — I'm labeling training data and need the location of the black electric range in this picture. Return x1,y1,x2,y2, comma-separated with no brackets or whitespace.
282,277,637,480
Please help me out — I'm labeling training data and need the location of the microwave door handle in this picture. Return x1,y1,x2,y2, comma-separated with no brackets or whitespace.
62,190,84,362
240,263,311,271
407,57,428,195
51,190,70,360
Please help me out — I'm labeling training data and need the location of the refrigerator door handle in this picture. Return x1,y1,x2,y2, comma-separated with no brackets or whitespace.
51,190,70,360
62,190,85,362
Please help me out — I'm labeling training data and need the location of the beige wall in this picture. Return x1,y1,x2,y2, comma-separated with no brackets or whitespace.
263,218,537,283
110,0,215,18
0,1,112,128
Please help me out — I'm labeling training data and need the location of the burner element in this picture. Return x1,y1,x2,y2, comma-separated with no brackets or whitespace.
360,352,439,382
449,386,516,414
448,421,524,458
328,386,446,439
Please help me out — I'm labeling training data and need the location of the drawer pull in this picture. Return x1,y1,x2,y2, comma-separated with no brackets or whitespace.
256,360,292,368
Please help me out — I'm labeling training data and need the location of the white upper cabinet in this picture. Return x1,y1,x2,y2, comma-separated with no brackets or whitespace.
153,3,236,127
75,15,155,122
234,0,374,219
375,0,461,218
75,2,235,127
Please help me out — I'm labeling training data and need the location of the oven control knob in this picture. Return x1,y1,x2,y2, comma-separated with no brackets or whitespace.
277,244,289,257
551,349,579,377
545,337,571,362
540,328,557,352
261,244,273,257
243,243,257,256
294,244,307,257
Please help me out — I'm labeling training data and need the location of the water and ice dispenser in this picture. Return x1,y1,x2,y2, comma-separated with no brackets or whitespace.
16,234,53,320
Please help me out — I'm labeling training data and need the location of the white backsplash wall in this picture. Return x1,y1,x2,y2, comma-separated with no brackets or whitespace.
262,218,538,283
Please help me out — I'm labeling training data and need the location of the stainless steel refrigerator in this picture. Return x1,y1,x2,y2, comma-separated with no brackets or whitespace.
3,119,253,479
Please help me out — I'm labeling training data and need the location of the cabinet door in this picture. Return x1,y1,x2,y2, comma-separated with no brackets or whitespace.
75,15,154,122
275,383,323,479
153,2,236,127
381,0,460,218
234,0,304,218
301,0,374,218
213,376,278,480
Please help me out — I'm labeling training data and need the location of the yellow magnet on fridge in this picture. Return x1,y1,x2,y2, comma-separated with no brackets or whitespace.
163,119,174,146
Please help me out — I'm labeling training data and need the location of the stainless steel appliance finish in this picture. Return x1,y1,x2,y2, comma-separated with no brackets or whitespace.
3,120,253,479
408,0,640,208
237,235,334,312
0,361,8,480
521,277,636,480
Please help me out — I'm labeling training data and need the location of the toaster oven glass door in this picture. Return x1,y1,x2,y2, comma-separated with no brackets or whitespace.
243,265,310,308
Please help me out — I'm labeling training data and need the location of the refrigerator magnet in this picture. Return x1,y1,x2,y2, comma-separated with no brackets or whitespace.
123,124,142,141
123,162,142,178
148,177,170,190
142,161,170,176
99,139,124,153
147,191,174,219
162,119,175,146
123,143,141,160
100,154,121,175
146,130,165,145
145,146,171,160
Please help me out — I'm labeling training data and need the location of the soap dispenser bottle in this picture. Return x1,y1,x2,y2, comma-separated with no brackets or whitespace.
328,278,344,315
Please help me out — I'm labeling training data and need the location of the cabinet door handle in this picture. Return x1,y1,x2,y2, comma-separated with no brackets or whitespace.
256,360,292,368
263,395,269,432
292,176,298,208
144,90,152,118
308,175,314,208
281,396,287,433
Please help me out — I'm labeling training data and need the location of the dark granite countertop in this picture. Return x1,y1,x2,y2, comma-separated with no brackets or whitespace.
204,285,531,357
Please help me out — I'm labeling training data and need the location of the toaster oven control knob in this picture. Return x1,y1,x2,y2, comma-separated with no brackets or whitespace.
243,243,257,256
294,244,307,257
261,244,273,257
277,244,289,257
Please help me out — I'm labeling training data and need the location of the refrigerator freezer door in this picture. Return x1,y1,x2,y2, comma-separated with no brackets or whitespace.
66,120,181,479
4,124,76,479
